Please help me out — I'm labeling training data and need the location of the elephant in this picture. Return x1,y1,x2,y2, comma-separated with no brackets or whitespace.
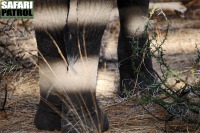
33,0,153,132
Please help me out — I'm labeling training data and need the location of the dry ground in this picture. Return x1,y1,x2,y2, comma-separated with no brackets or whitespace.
1,7,200,133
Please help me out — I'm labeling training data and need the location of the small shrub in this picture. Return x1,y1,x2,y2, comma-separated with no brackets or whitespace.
126,7,200,131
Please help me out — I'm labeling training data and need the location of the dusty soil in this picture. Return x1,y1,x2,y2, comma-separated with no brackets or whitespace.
0,4,200,133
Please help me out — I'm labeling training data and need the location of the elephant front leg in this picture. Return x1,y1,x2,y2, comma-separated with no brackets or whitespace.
117,0,156,96
60,0,114,132
34,29,66,131
33,0,68,130
61,27,109,132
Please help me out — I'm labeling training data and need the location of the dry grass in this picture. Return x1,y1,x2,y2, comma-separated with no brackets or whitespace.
106,99,200,133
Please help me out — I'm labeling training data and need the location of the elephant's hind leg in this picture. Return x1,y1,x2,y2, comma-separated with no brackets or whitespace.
117,0,155,97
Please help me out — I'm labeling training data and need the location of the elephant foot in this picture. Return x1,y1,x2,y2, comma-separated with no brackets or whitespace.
61,106,109,133
61,92,109,133
34,94,62,131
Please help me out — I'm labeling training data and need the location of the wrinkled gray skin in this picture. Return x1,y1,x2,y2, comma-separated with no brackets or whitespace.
33,0,152,132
